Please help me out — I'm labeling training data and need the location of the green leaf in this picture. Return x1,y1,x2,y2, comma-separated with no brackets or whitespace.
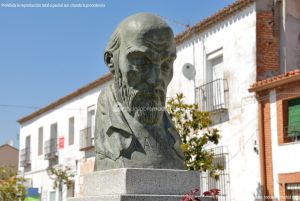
166,93,222,179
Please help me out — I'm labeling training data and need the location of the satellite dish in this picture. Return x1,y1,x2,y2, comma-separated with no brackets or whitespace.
6,139,13,146
182,63,196,80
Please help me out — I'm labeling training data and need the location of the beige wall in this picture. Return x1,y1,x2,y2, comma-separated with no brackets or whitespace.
283,0,300,72
0,144,19,173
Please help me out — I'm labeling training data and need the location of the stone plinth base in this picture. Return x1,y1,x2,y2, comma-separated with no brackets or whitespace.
69,168,211,201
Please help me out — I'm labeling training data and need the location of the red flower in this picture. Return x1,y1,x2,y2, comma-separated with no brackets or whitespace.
181,187,201,201
203,191,211,196
210,188,220,196
191,188,199,194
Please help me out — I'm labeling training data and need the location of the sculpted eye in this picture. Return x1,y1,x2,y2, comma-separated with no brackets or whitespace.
133,58,150,66
161,61,171,72
161,58,173,72
128,52,150,71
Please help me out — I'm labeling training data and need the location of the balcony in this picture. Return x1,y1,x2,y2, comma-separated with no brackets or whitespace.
195,79,229,113
80,127,94,151
20,148,31,167
44,138,58,160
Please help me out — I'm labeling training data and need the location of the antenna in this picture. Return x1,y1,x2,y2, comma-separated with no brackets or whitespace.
156,14,190,29
6,139,14,146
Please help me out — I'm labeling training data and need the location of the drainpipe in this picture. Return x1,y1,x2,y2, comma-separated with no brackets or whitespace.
258,101,266,200
192,35,196,103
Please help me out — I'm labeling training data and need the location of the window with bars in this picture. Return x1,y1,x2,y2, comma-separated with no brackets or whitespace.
286,183,300,201
199,146,230,201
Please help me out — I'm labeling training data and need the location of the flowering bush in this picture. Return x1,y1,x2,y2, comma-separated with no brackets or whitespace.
203,188,220,201
181,188,220,201
166,93,223,179
181,188,201,201
0,165,26,201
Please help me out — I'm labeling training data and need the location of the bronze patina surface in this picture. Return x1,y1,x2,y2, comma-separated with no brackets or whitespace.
94,13,185,170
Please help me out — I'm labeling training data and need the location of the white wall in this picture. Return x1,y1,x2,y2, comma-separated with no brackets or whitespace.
286,0,300,71
168,4,261,201
19,80,111,200
270,89,300,200
18,4,263,201
281,0,300,73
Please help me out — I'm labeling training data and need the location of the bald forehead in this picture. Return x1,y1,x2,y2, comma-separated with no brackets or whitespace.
119,14,174,43
122,28,176,61
118,14,175,53
119,13,170,33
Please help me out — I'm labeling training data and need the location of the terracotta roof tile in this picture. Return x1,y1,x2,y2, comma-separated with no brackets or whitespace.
249,69,300,92
175,0,255,45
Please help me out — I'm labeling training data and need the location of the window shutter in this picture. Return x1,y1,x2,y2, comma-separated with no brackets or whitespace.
288,98,300,136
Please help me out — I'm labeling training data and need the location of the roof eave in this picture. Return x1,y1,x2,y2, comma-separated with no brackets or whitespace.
18,73,113,124
175,0,255,45
249,73,300,93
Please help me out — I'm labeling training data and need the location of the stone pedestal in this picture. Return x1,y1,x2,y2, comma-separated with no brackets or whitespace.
69,168,211,201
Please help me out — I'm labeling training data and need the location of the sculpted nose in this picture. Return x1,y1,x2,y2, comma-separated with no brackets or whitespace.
147,65,161,86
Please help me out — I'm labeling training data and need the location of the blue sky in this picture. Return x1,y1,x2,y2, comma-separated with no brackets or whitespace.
0,0,235,147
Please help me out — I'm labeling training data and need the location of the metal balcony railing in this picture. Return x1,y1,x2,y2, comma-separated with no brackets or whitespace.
200,146,230,201
20,148,31,167
80,127,94,151
195,79,229,113
44,138,58,160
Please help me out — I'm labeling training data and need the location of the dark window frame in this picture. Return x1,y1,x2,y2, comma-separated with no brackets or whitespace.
283,97,300,143
69,117,75,145
38,127,43,155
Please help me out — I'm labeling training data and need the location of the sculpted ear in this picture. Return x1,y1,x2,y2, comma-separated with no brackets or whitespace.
104,51,115,74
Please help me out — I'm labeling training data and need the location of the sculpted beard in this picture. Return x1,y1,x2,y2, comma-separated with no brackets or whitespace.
115,77,165,125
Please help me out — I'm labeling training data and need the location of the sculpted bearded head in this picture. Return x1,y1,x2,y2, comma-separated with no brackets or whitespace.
104,13,176,125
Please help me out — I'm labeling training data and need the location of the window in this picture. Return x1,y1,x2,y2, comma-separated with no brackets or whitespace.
284,98,300,142
195,48,228,112
21,135,31,171
38,127,43,155
46,123,58,154
208,56,226,111
44,123,58,164
207,54,223,83
80,106,95,150
69,117,74,145
67,181,75,198
200,146,230,201
50,123,58,139
49,191,56,201
87,106,95,141
286,183,300,201
287,99,300,136
25,135,31,151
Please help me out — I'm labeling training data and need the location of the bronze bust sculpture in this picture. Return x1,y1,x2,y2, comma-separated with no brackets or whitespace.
94,13,185,170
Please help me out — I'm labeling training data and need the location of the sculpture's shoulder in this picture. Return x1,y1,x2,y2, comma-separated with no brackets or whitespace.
94,83,133,164
163,111,179,138
98,84,113,105
96,83,132,137
96,84,115,115
163,111,185,160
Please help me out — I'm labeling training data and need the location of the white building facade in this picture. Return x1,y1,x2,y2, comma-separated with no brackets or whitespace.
249,69,300,201
18,0,300,200
18,2,260,201
18,74,112,201
167,2,260,201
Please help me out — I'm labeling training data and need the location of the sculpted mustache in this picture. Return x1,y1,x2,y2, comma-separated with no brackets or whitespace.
135,88,165,98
